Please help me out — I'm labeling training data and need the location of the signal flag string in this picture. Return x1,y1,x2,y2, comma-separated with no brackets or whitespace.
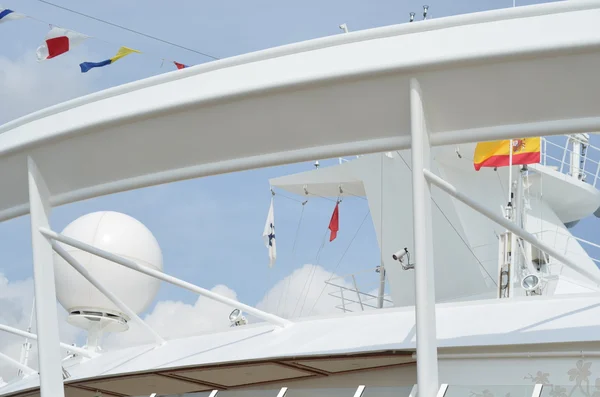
0,4,214,72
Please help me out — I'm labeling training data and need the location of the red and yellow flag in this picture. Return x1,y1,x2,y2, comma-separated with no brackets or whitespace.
473,137,541,171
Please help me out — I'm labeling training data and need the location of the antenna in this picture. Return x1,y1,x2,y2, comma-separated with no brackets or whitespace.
423,5,429,20
339,23,349,33
409,12,415,22
314,160,320,169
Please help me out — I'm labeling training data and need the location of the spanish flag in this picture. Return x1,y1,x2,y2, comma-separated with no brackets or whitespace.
473,138,541,171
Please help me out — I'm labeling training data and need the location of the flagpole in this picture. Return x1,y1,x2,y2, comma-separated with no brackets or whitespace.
507,139,513,213
507,139,515,298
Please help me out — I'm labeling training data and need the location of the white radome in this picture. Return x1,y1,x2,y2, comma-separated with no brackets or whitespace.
53,211,163,321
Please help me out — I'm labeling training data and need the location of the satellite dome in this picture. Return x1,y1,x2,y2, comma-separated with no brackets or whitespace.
53,211,162,331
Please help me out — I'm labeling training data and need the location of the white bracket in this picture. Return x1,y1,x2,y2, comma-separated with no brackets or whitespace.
436,384,449,397
353,385,366,397
532,384,543,397
276,387,288,397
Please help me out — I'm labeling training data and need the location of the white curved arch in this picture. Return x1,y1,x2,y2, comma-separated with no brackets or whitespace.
1,1,600,222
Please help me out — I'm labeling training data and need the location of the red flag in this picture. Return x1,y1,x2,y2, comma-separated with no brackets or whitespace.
174,61,188,70
329,203,339,242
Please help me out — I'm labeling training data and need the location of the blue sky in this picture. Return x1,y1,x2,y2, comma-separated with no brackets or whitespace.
4,0,597,366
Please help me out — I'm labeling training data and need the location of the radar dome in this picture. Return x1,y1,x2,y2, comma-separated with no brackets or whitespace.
53,211,163,329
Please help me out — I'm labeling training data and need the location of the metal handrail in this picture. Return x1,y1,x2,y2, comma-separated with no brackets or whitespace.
541,135,600,187
324,268,393,313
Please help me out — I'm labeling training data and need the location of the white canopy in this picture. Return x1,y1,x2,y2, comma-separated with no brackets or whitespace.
1,1,600,221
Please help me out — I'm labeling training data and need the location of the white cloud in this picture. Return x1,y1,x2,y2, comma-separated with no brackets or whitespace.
0,264,392,383
0,274,81,383
256,264,355,318
105,264,371,350
104,284,239,348
0,50,96,124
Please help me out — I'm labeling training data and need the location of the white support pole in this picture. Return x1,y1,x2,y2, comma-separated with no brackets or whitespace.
423,169,600,284
0,351,36,376
39,228,293,328
436,384,449,397
0,324,93,358
353,385,366,397
410,78,439,397
50,241,166,346
276,387,288,397
27,157,66,397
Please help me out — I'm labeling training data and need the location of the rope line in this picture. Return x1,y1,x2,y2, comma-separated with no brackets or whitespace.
396,151,498,286
307,209,371,316
35,0,220,60
278,203,306,316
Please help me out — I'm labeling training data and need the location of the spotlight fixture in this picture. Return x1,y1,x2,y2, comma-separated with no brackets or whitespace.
521,274,541,292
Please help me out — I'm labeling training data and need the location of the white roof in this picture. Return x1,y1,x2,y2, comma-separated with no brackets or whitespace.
3,293,600,396
1,1,600,222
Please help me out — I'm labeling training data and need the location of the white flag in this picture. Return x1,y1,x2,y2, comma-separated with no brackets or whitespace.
0,8,26,24
262,198,276,268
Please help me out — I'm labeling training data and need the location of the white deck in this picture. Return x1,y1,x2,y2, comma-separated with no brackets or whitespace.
3,293,600,396
0,1,600,222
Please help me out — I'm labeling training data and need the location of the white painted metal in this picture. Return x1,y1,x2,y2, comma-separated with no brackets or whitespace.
0,2,600,223
377,263,385,309
423,169,600,285
39,228,292,328
0,324,93,358
276,387,289,397
413,351,600,359
532,384,543,397
436,384,449,397
353,385,366,397
0,352,35,377
410,78,439,397
208,391,218,397
408,384,418,397
51,241,166,346
27,157,66,397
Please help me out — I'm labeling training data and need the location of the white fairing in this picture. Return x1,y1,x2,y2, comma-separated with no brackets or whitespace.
53,211,162,316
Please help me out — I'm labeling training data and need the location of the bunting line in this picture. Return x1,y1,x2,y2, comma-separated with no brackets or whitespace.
80,46,141,73
0,5,196,72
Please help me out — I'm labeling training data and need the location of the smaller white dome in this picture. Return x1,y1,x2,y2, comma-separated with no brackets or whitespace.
53,211,163,320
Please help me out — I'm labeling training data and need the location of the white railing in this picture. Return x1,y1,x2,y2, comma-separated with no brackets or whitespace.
531,229,600,268
324,266,393,312
541,134,600,188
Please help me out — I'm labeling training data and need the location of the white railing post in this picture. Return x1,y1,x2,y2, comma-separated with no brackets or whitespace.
208,390,219,397
351,275,365,311
532,384,543,397
27,157,66,397
353,385,366,397
0,323,93,358
436,384,449,397
276,387,288,397
0,351,36,376
410,78,439,397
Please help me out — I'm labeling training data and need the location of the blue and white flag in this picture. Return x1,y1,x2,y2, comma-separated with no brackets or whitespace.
0,7,25,23
262,198,276,268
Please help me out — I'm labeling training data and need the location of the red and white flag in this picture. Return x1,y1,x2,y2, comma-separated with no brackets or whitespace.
36,26,88,61
328,202,339,242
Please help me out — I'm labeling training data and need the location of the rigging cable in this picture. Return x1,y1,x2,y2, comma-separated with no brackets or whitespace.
396,151,498,287
292,228,329,317
307,209,371,316
278,200,307,316
34,0,220,60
